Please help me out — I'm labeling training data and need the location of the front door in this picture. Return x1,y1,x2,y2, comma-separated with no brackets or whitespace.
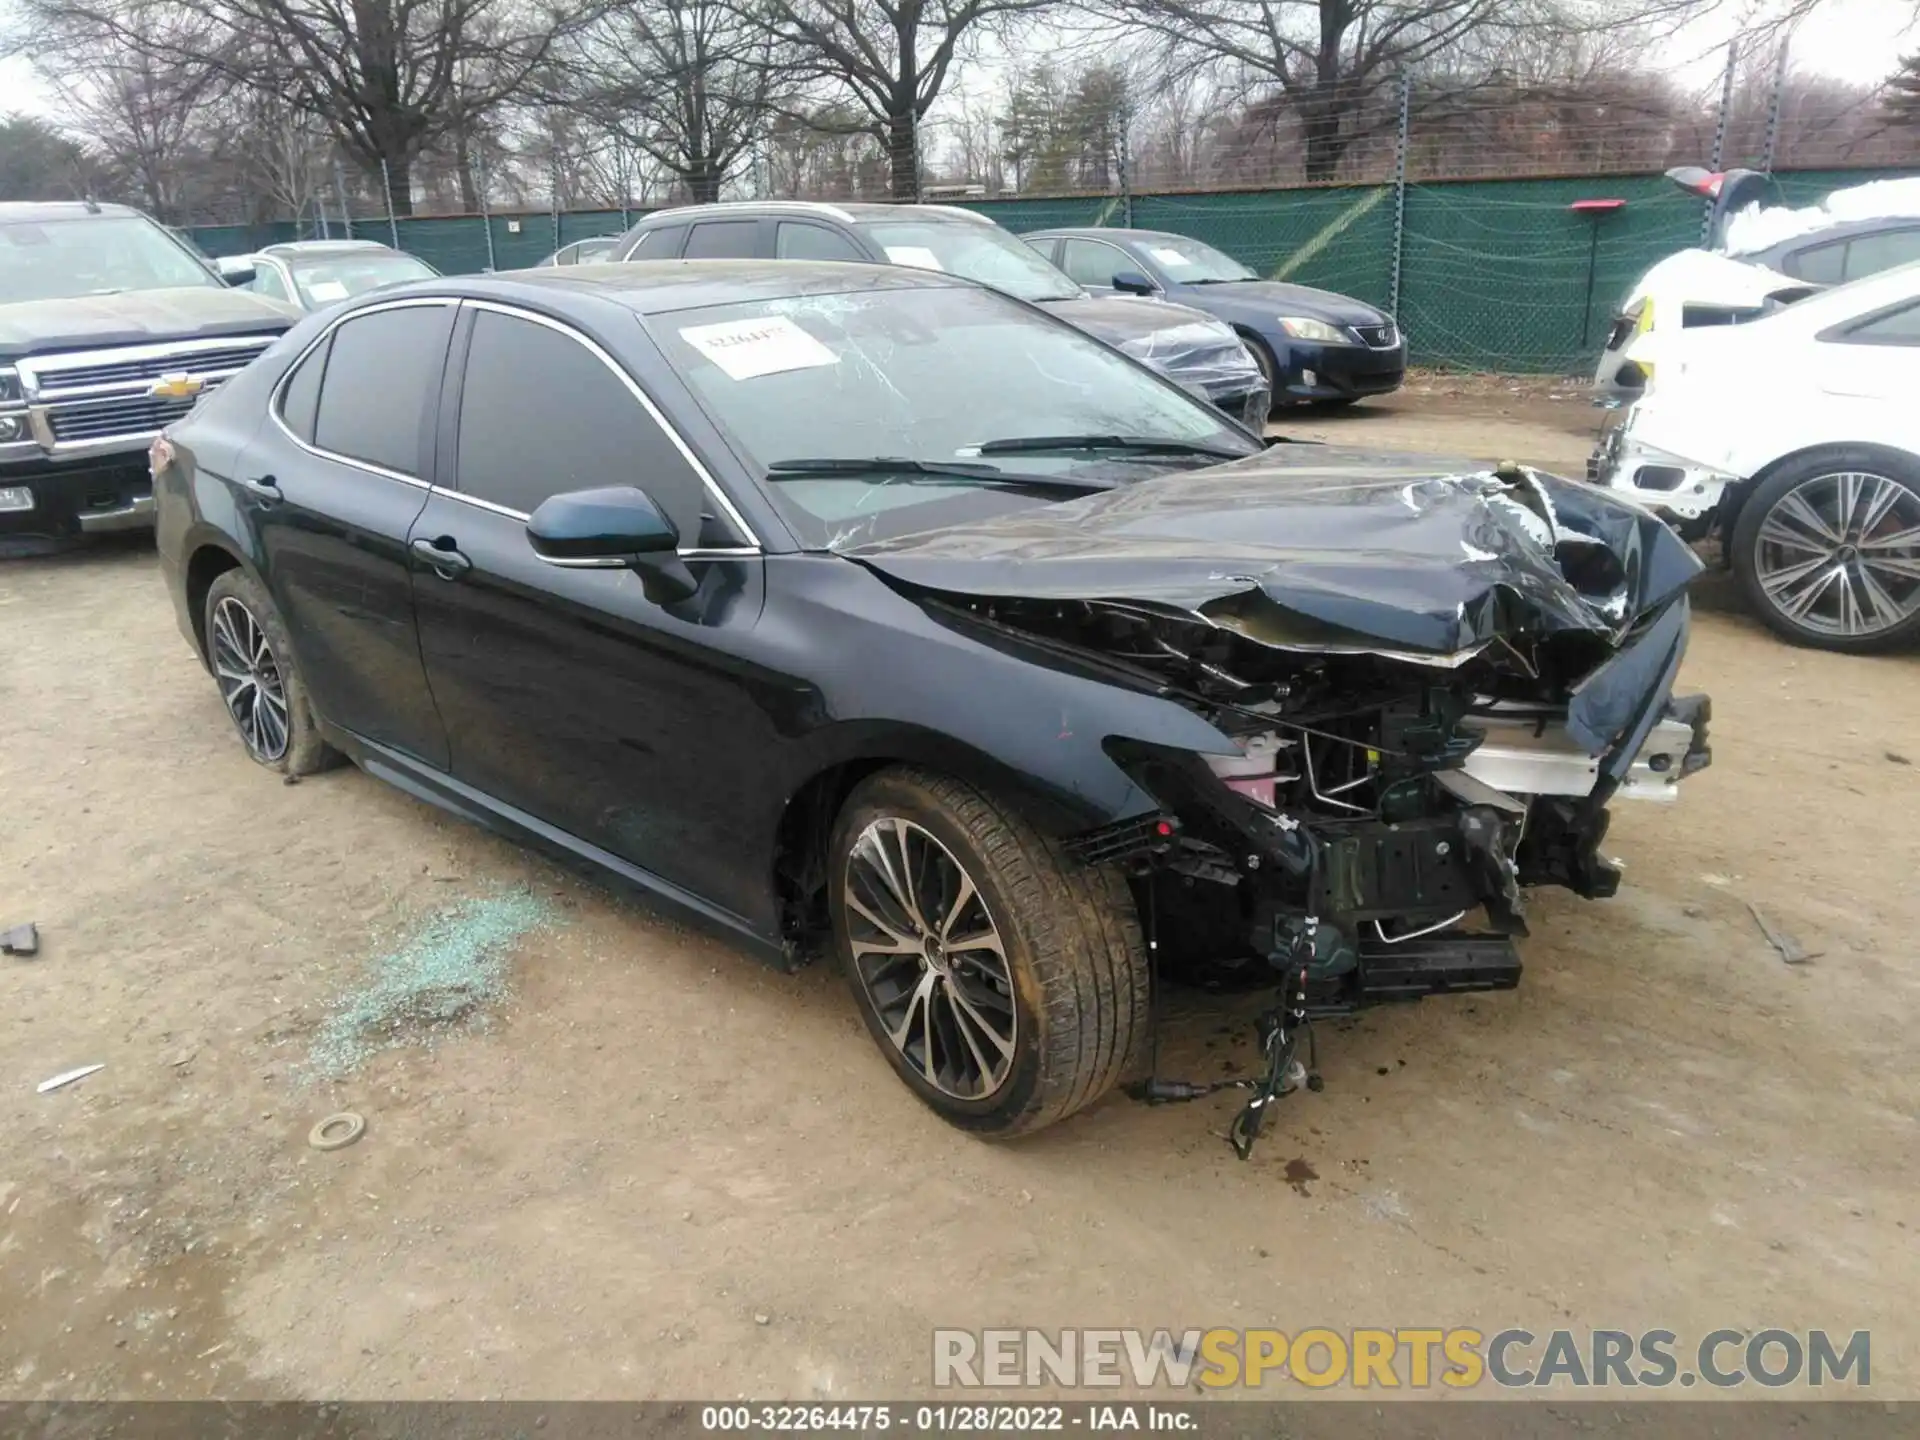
408,302,773,913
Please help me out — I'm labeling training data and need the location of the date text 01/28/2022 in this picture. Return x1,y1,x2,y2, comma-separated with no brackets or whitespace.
699,1405,1195,1432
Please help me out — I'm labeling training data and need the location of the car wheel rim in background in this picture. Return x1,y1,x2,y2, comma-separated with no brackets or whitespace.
1753,471,1920,637
843,817,1018,1100
210,596,291,762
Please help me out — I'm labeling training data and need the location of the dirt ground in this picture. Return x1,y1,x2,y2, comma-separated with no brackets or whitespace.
3,386,1917,1405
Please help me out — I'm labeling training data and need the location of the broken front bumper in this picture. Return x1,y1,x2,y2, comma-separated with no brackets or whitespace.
1587,409,1736,524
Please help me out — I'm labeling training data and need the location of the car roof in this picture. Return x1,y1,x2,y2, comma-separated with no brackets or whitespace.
0,201,147,222
364,258,970,317
630,200,993,229
259,239,396,256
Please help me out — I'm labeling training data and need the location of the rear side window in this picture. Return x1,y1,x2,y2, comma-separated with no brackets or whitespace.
777,222,863,261
277,332,330,442
312,304,453,475
683,220,759,259
454,309,707,541
1835,300,1920,346
628,225,684,258
1839,228,1920,281
1786,240,1845,285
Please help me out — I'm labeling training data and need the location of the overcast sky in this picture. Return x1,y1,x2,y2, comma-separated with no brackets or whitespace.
1,0,1914,131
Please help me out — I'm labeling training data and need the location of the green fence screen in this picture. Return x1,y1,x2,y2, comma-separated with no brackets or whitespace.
186,168,1918,375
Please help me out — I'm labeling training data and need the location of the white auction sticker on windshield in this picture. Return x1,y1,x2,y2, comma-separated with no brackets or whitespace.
883,245,945,272
677,315,839,381
1149,247,1190,267
305,279,350,302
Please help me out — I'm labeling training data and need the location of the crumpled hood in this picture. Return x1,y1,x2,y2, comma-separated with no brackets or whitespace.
847,446,1701,662
0,286,298,361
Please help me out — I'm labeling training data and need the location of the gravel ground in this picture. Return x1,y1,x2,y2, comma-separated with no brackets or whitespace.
2,388,1916,1403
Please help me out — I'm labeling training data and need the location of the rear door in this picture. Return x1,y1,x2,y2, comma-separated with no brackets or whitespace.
407,300,771,905
243,298,455,766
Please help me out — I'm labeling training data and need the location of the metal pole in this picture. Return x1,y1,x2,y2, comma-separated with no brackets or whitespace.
1389,72,1411,318
1118,110,1134,228
477,150,497,272
1761,36,1792,172
333,156,353,240
551,141,562,253
381,157,400,247
1704,40,1738,244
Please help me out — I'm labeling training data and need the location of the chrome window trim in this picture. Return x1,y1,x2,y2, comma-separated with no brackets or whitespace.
266,295,453,488
459,297,763,552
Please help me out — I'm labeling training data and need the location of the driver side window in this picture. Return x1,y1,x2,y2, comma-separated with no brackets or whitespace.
1059,238,1130,290
453,309,720,546
250,263,292,302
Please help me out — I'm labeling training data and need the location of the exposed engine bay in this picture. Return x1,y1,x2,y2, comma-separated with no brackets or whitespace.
852,452,1715,1155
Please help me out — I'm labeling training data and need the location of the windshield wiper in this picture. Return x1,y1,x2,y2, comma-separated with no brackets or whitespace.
765,457,1116,494
974,434,1248,460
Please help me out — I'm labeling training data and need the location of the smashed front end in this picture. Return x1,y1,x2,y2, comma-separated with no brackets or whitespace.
852,453,1711,1151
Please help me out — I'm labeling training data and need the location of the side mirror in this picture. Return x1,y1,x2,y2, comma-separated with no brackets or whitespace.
1112,270,1156,296
216,256,256,286
527,485,696,603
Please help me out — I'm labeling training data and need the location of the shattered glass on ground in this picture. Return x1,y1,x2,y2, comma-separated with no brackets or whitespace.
308,890,557,1077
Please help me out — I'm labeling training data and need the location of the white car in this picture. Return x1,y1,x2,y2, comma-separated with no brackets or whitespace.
222,239,439,312
1593,169,1920,406
1591,260,1920,652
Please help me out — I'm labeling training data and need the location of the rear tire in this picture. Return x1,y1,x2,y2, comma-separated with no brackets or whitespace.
203,569,338,775
1729,449,1920,653
828,767,1149,1138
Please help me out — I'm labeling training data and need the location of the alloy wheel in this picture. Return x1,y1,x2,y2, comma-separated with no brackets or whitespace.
1752,471,1920,639
210,595,291,762
842,817,1018,1100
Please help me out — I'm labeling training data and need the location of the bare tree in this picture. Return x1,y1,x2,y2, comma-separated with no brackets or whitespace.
10,0,601,215
1082,0,1707,183
559,0,779,202
0,114,104,200
733,0,1053,199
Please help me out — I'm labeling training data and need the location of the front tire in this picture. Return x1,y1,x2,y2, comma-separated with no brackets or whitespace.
203,570,336,774
828,767,1149,1138
1729,449,1920,653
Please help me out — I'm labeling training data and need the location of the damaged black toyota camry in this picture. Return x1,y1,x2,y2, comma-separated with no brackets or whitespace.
154,261,1711,1151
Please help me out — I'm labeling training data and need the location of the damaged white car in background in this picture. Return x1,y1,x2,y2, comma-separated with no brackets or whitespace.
1590,259,1920,652
1593,168,1920,406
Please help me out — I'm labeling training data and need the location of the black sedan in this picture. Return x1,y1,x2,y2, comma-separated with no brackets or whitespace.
154,261,1709,1143
1026,228,1407,409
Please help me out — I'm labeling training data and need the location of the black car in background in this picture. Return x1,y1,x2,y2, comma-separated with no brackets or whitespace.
1026,227,1406,409
608,202,1271,429
154,261,1709,1140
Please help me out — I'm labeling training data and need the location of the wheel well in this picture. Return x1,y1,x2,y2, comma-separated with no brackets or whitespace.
772,759,892,950
1716,441,1920,549
184,544,243,660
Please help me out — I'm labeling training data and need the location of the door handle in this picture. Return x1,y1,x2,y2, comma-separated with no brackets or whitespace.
410,535,472,579
239,473,280,503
